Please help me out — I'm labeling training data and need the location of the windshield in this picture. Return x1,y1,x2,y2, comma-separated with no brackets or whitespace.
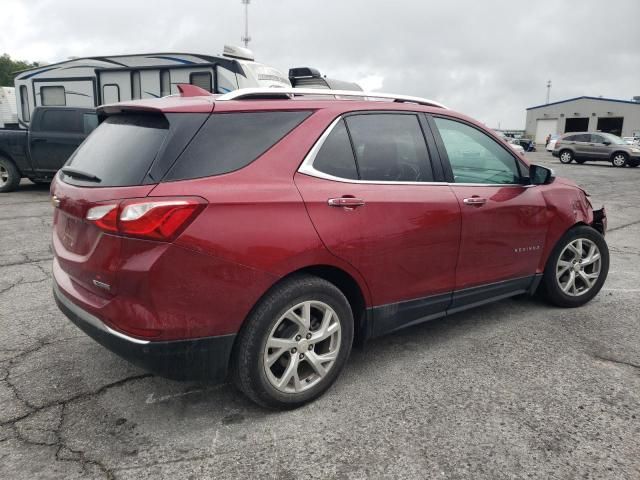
601,133,626,145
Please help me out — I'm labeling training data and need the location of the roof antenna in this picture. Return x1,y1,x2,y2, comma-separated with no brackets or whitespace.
241,0,251,48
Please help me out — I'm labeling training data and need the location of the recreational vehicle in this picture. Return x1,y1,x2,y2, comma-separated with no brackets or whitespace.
14,45,290,127
0,87,18,128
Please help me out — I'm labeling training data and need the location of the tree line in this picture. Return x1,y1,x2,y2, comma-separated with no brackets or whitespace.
0,54,39,86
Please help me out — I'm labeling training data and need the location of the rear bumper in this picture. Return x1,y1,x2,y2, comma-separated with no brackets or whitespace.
53,280,236,381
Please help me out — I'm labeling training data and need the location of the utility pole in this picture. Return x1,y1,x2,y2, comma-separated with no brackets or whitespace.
546,80,552,104
241,0,251,48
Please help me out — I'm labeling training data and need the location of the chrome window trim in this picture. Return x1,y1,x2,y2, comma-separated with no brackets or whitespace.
297,115,530,188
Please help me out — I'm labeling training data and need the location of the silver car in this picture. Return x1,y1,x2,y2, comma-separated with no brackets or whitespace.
552,132,640,167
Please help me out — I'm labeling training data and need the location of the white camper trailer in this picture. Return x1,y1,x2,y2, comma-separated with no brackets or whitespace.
14,45,290,126
0,87,18,128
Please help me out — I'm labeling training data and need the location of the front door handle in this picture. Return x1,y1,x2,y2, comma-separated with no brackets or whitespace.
463,197,487,207
327,197,365,209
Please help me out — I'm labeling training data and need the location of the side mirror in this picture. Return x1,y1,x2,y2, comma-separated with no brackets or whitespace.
529,164,555,185
602,141,611,146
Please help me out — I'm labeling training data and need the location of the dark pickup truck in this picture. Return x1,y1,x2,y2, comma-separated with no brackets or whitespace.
0,106,97,192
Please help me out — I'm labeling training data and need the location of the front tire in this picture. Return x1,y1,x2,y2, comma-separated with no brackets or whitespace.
611,152,628,168
0,156,21,193
231,274,354,409
541,226,609,308
559,150,573,164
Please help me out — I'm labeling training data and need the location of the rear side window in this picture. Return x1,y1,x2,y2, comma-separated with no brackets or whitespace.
313,120,358,180
63,114,168,187
573,133,590,142
345,114,434,182
165,111,311,181
39,110,83,133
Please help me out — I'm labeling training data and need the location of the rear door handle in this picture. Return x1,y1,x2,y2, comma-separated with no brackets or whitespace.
463,197,487,206
327,197,365,208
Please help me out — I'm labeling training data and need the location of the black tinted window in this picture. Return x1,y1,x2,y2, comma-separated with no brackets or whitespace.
63,114,168,187
166,111,310,181
345,114,433,182
313,120,358,180
40,110,83,133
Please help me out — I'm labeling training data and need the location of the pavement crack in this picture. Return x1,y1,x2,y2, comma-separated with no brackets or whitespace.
593,355,640,371
607,218,640,233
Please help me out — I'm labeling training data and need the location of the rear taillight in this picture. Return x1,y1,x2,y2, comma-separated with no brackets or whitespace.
86,197,206,241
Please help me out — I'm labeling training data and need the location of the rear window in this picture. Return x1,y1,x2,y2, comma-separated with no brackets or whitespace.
40,109,83,133
63,114,169,187
165,111,311,181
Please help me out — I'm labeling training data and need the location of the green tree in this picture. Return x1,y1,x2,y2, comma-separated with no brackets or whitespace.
0,54,39,86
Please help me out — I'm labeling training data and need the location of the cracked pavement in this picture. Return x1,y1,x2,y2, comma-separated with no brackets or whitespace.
1,152,639,479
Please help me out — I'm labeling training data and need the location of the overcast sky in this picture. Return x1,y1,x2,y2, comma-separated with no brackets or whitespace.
2,0,639,128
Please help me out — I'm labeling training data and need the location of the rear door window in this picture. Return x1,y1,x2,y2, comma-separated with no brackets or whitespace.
345,113,434,182
165,111,311,181
39,109,83,133
63,114,169,187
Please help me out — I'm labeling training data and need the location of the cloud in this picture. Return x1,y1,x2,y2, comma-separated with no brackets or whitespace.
2,0,639,129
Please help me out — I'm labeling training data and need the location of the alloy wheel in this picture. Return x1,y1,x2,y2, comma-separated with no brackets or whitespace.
612,154,627,167
559,151,572,164
556,238,601,296
264,300,341,393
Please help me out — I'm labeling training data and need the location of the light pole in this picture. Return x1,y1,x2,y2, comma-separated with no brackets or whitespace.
241,0,251,48
546,80,552,104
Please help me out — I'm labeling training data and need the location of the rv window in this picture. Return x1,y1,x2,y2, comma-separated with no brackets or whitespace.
102,84,120,103
41,86,66,106
132,71,141,100
189,72,212,93
160,70,171,96
165,111,311,181
20,85,30,122
40,110,83,133
83,113,98,134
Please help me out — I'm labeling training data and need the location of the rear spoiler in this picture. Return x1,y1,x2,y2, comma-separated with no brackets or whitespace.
97,84,215,120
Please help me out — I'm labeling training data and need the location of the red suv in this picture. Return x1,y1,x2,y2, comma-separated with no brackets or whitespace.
52,86,609,408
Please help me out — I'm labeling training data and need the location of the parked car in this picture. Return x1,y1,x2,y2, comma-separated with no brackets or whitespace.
516,138,536,152
622,136,639,146
494,131,525,155
546,134,560,151
0,106,97,192
552,132,640,167
51,86,609,409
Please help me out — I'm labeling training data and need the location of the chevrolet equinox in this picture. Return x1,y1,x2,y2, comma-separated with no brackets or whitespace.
52,85,609,408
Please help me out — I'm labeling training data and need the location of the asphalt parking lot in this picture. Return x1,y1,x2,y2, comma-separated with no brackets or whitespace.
1,150,639,480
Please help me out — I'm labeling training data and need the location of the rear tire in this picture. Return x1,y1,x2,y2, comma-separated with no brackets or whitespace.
231,274,354,409
0,156,21,193
559,150,573,164
541,225,609,308
628,160,639,168
611,152,628,168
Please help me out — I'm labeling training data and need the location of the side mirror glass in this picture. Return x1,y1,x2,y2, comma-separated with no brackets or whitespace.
602,141,611,146
529,164,555,185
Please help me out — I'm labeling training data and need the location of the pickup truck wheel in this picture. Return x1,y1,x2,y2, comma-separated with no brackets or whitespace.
0,156,21,193
541,225,609,308
559,150,573,164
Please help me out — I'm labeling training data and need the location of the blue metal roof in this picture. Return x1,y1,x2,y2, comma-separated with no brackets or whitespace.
527,96,640,110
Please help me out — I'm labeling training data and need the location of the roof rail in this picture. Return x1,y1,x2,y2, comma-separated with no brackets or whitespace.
217,88,448,109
